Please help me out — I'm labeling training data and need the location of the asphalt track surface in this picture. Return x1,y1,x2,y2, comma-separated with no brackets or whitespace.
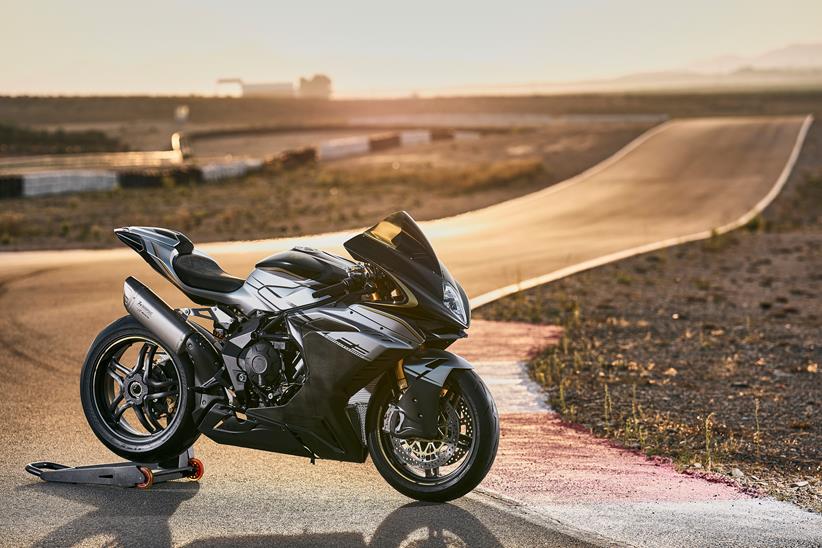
1,116,820,546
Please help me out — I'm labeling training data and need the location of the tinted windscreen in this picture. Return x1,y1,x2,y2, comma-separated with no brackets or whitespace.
358,211,440,274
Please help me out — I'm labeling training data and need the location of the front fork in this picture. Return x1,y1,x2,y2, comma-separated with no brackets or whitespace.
388,350,473,439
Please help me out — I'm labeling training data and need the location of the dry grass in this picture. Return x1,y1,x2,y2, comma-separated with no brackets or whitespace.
0,123,127,156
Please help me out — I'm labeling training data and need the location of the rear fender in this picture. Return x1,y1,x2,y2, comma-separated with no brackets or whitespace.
395,349,473,439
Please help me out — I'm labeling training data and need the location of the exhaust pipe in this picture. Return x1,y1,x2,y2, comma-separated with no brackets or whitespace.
123,276,221,384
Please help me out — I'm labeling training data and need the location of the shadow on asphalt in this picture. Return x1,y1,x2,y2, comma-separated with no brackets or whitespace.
18,482,503,547
20,481,199,547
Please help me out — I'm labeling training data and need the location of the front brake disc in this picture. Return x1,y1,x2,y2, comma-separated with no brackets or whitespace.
389,400,460,470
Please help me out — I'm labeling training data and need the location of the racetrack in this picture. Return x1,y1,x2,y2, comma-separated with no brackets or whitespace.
1,115,818,546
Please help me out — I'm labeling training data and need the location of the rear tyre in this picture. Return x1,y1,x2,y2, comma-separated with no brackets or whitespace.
367,369,499,502
80,316,200,463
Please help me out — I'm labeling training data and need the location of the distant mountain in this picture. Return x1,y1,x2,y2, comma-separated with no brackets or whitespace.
688,43,822,74
424,43,822,98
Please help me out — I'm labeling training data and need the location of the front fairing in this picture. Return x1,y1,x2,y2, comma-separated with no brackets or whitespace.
343,211,470,329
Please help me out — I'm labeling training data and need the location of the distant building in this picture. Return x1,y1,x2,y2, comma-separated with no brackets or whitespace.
216,75,332,99
216,78,294,98
241,82,294,98
298,74,332,100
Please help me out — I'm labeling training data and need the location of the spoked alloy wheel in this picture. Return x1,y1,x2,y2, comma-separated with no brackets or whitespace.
94,336,180,440
367,369,499,502
80,316,199,463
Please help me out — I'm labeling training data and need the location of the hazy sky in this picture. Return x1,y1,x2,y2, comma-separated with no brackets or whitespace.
2,0,821,97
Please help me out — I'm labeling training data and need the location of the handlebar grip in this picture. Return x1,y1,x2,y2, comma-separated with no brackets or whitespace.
312,280,350,299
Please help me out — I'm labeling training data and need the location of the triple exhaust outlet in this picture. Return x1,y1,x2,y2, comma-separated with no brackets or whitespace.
123,277,221,383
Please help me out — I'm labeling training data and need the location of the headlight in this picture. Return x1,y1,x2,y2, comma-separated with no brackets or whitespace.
443,282,467,325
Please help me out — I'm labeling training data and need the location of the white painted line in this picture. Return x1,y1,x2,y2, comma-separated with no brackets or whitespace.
470,114,814,308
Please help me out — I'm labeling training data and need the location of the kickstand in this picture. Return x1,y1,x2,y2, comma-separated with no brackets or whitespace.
25,447,204,489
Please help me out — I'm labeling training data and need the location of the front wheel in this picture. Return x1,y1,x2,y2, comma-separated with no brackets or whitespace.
366,369,499,502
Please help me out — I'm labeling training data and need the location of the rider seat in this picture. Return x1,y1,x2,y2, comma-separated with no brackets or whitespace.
173,253,244,293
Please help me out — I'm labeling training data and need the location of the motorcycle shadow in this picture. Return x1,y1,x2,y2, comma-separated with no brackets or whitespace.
20,481,199,547
19,482,503,547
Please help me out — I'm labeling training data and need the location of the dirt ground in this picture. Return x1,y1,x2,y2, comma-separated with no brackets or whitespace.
0,122,651,251
477,123,822,513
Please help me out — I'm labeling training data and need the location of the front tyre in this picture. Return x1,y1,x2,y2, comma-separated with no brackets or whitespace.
366,369,499,502
80,316,200,463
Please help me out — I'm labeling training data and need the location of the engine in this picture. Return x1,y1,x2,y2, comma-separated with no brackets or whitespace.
237,337,305,407
240,341,283,388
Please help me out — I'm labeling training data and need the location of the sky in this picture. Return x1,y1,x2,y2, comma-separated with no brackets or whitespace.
1,0,821,97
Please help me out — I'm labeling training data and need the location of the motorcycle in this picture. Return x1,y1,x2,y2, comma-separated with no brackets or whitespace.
80,211,499,501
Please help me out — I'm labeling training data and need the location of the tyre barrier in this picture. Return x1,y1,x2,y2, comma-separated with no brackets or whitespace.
278,147,317,169
119,167,203,189
0,175,23,199
118,170,166,189
430,128,455,141
368,133,402,151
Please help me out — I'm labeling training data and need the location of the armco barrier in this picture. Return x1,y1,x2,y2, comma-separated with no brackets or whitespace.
0,175,23,199
118,167,202,189
22,170,117,197
317,136,370,160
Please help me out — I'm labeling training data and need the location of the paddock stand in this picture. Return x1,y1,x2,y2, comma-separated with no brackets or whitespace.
25,448,204,490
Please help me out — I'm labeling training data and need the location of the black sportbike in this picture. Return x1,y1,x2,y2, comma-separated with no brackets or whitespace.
81,212,499,501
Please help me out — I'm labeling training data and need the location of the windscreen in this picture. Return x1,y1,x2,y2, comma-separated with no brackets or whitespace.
344,211,444,296
344,211,469,327
359,212,440,274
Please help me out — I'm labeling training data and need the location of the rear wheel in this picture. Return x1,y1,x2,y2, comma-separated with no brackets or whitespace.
80,316,200,463
367,369,499,502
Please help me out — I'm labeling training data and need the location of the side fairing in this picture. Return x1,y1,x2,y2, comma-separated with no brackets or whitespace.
249,305,423,462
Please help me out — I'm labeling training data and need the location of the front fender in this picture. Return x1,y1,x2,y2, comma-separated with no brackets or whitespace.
394,349,473,439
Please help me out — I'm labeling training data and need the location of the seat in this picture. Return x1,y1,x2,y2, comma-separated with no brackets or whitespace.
172,253,245,293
